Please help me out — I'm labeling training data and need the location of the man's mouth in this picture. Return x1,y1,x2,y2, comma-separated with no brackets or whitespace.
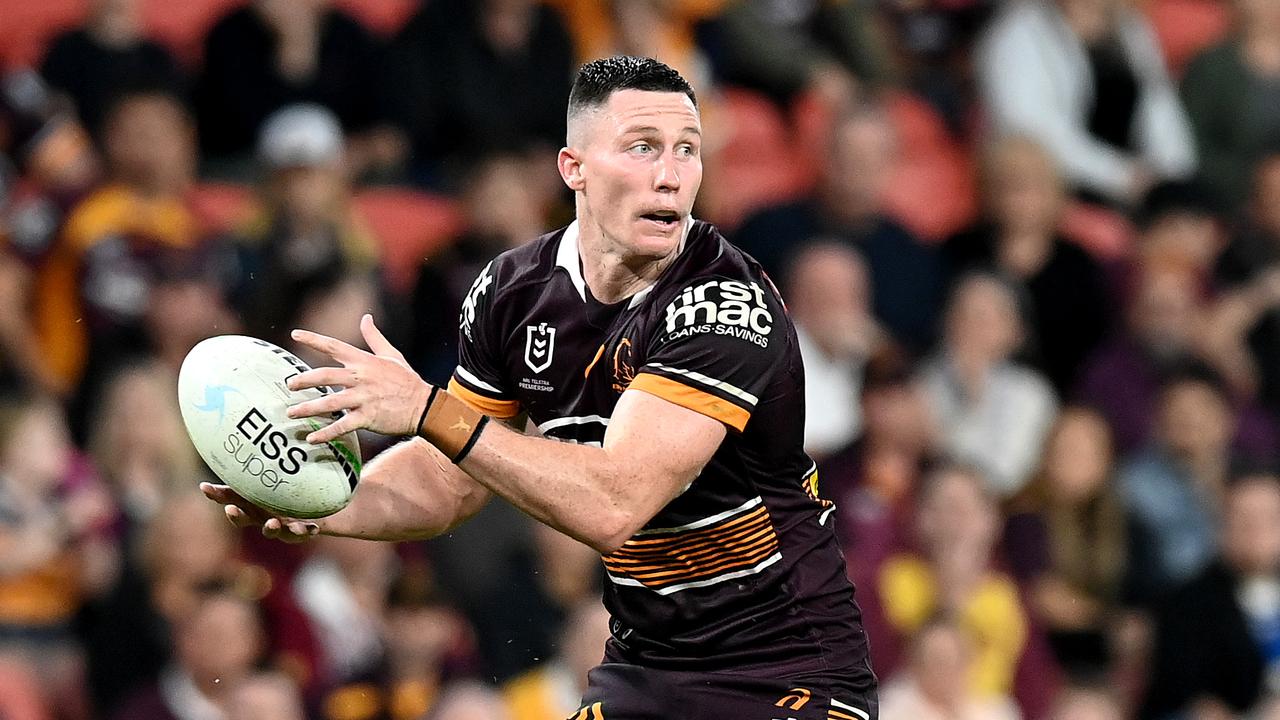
640,210,681,228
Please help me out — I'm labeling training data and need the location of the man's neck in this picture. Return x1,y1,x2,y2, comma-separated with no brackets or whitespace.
576,219,682,305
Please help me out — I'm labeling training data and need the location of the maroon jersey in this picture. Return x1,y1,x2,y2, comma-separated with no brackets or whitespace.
448,220,874,686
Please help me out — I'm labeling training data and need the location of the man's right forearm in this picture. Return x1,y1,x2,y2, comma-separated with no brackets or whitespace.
316,437,491,541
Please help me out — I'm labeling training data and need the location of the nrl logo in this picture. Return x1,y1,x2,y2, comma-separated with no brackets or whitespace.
524,322,556,373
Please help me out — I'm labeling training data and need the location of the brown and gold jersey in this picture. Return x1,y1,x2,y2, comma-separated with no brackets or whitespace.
449,220,872,683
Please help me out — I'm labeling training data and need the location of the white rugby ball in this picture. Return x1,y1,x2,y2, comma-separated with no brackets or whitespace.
177,335,360,519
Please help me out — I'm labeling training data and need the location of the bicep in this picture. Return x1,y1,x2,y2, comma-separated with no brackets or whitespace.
603,388,726,508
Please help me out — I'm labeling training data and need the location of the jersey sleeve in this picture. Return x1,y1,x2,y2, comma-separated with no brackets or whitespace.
629,275,787,432
449,260,521,418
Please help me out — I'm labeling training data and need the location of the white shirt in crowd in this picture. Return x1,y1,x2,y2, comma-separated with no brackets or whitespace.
917,357,1058,497
975,0,1196,203
797,325,864,458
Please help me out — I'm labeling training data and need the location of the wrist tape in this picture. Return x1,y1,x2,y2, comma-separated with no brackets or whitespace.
416,386,489,463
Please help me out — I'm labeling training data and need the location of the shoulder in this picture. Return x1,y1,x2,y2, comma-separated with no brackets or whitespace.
651,223,786,315
63,186,132,250
484,226,566,289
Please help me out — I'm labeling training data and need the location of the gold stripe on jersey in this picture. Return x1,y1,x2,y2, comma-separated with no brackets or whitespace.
628,373,750,431
603,500,780,592
447,377,521,418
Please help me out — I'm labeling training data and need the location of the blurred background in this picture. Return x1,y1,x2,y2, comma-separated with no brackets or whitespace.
0,0,1276,718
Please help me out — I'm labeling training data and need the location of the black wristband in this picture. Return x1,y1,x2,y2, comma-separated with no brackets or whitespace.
416,385,440,436
451,415,490,464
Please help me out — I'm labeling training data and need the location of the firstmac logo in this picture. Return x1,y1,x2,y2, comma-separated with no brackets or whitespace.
664,279,774,347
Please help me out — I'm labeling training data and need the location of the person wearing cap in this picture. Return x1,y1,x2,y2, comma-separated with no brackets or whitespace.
223,103,381,366
0,70,101,397
30,87,235,439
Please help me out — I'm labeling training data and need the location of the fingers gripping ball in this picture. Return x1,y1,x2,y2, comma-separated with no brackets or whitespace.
178,336,361,519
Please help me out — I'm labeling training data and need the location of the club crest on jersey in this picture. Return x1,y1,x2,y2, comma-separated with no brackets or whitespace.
524,322,556,373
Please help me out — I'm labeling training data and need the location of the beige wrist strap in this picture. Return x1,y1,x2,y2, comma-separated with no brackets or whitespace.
417,386,489,462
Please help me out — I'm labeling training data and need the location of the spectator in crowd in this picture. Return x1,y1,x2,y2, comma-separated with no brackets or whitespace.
1004,407,1127,679
714,0,890,106
548,0,722,94
1180,0,1280,210
225,104,380,353
195,0,392,175
975,0,1197,207
872,464,1034,703
0,393,112,720
1133,180,1223,278
344,554,477,720
1118,365,1238,606
504,601,612,720
226,671,305,720
0,71,100,397
386,0,574,184
942,135,1110,393
784,242,885,459
110,589,266,720
425,497,572,684
879,617,1022,720
1141,472,1280,719
1215,152,1280,418
293,537,393,690
733,106,944,351
1048,685,1125,720
85,361,200,530
917,271,1058,498
35,88,232,435
1078,260,1212,454
78,362,205,716
878,0,996,137
1080,250,1279,461
39,0,185,137
137,493,244,626
828,370,936,593
410,154,552,383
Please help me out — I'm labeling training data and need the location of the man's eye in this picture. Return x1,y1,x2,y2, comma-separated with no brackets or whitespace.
677,144,697,157
629,143,653,155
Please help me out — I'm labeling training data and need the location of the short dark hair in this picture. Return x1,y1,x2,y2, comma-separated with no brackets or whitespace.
567,56,696,120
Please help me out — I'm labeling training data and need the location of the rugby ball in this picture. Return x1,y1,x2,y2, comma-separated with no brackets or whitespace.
177,335,361,519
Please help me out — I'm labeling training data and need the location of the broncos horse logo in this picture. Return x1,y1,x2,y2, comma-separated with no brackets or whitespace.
611,338,636,393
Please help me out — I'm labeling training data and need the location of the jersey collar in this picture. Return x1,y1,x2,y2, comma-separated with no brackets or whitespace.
556,217,694,308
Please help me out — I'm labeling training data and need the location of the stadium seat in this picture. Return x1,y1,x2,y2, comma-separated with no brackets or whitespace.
882,91,979,243
188,181,253,235
1145,0,1232,77
0,0,83,70
188,182,464,294
352,187,464,293
705,87,814,231
0,0,417,70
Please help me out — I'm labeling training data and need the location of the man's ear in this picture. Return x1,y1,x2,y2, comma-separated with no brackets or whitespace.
558,147,585,192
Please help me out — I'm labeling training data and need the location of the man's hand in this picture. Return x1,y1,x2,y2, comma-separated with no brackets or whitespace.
287,314,433,444
200,482,319,543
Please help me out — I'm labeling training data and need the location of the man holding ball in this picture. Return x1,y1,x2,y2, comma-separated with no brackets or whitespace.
204,56,877,720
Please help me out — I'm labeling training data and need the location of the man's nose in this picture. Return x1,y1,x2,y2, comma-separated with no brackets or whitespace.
654,151,680,192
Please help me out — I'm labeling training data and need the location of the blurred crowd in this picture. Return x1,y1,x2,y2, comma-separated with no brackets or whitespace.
0,0,1278,718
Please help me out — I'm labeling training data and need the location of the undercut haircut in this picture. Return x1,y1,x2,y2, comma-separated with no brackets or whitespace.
567,56,697,124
